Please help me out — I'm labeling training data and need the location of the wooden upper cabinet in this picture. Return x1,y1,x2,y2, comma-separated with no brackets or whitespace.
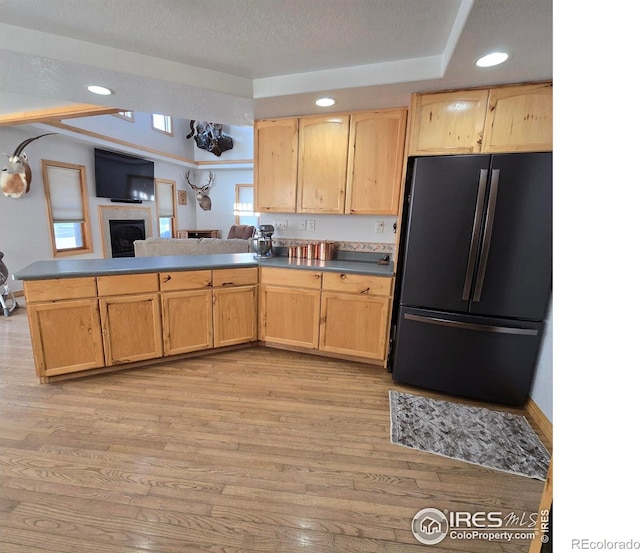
297,115,350,214
482,83,553,153
345,109,407,215
407,89,489,156
254,118,298,212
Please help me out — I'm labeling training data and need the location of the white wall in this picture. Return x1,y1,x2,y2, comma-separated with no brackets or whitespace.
0,125,200,290
194,167,254,237
530,297,553,422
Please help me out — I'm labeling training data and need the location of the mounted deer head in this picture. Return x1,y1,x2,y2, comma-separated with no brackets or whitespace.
185,170,214,211
1,133,56,198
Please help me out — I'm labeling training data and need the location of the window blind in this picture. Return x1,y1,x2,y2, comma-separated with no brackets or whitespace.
46,166,84,221
156,181,174,217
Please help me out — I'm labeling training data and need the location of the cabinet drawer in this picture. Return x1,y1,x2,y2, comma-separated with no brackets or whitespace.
160,270,212,291
97,273,159,296
260,267,322,289
24,277,97,302
322,272,393,296
213,267,258,287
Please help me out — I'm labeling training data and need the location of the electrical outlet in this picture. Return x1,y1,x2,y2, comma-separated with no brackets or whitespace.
298,220,307,231
307,219,315,231
274,219,288,230
375,221,384,233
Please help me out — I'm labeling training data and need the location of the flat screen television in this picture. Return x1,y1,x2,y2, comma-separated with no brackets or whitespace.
94,148,155,202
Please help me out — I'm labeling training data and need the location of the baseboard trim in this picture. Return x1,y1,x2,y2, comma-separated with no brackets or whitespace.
525,397,552,445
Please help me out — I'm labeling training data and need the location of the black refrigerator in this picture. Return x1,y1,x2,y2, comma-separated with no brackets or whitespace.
391,153,552,406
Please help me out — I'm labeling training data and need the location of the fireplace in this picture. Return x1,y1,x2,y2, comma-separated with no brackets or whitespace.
109,219,146,258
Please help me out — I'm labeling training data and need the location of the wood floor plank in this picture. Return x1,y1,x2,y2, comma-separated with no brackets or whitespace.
0,308,548,552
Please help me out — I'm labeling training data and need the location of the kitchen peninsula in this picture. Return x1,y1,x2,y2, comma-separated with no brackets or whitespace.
14,252,395,383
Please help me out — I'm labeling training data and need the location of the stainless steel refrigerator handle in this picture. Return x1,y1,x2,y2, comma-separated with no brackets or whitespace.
404,313,538,336
472,169,500,302
462,169,489,301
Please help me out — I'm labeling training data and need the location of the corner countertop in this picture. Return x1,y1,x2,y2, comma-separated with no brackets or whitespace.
13,252,395,281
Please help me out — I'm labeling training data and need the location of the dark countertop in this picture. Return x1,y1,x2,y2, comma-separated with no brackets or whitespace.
13,252,395,281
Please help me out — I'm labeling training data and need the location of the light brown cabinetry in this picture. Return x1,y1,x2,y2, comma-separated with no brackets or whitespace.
25,277,104,381
212,268,258,347
255,108,407,215
97,274,163,366
259,267,393,362
407,83,552,156
482,83,553,153
297,115,350,213
259,267,322,349
254,118,299,213
346,109,407,215
320,273,392,361
407,89,489,156
160,270,213,356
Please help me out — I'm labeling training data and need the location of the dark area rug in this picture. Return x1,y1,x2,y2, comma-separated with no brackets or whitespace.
389,390,550,480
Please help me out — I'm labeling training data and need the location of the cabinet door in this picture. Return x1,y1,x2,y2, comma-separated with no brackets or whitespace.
407,90,489,156
260,285,321,349
320,292,390,361
100,293,163,365
297,115,350,213
27,299,104,379
213,285,257,347
254,118,298,212
345,109,407,215
482,83,553,153
162,289,213,355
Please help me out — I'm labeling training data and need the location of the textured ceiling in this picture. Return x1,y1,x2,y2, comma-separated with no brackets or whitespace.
0,0,552,125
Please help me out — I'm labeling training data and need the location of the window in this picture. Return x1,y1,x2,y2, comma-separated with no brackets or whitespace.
156,179,177,238
41,160,93,257
152,113,173,135
234,184,259,227
113,111,134,122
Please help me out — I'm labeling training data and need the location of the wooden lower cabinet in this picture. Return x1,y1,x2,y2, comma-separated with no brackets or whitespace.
259,267,393,362
213,285,257,347
162,289,213,355
99,293,163,366
320,292,390,361
27,299,104,379
24,266,393,381
260,285,321,349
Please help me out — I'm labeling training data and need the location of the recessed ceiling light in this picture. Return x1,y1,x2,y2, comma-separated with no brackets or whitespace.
86,85,114,96
315,97,336,107
476,52,509,68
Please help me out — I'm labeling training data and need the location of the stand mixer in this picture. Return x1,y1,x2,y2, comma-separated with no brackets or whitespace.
250,224,274,258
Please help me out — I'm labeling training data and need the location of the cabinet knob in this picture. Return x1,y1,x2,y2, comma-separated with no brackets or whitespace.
340,274,347,280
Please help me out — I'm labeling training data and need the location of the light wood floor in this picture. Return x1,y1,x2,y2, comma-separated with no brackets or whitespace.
0,307,550,553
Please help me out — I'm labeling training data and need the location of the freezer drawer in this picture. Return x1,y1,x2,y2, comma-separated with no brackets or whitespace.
392,307,543,406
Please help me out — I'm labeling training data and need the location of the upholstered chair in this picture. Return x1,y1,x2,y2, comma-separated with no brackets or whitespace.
227,225,255,239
